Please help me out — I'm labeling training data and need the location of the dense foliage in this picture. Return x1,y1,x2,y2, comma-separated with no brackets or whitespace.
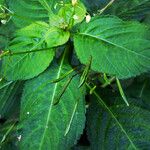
0,0,150,149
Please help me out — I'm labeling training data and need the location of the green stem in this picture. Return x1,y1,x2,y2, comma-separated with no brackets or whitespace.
0,51,10,58
0,122,16,144
98,0,115,15
101,75,115,88
0,47,53,58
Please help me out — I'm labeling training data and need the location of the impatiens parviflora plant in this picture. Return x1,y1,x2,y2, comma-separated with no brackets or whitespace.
0,0,150,149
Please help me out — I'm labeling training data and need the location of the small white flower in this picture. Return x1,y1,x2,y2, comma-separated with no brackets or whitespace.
73,15,79,20
86,15,91,23
72,0,77,6
1,19,7,24
17,135,22,141
27,112,30,115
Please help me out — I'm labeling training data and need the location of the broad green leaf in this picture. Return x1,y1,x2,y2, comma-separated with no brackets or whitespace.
0,0,4,5
82,0,150,21
16,21,70,47
72,145,91,150
0,80,22,119
143,14,150,25
2,21,69,80
0,22,16,49
74,16,150,79
8,0,86,28
87,99,150,150
125,77,150,110
20,54,86,149
8,0,54,27
109,0,150,20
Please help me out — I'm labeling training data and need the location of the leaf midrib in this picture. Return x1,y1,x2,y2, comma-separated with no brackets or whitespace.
9,28,56,69
78,33,150,61
86,83,138,150
38,52,66,150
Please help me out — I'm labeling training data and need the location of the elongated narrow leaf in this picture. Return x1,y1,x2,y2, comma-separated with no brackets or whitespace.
74,16,150,79
20,57,86,149
87,99,150,150
2,21,69,80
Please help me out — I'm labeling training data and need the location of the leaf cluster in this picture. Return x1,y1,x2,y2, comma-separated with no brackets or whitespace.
0,0,150,149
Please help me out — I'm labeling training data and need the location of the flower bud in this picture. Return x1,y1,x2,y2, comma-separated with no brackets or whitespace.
72,0,77,6
1,19,7,24
73,15,79,20
86,15,91,23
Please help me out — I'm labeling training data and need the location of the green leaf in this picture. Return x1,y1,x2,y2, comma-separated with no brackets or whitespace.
58,1,86,28
2,21,69,80
87,99,150,150
16,21,70,47
110,0,150,20
0,22,16,49
0,80,22,119
49,0,86,29
125,77,150,110
8,0,86,28
8,0,53,27
72,145,91,150
20,53,86,149
82,0,150,21
74,16,150,79
0,0,4,5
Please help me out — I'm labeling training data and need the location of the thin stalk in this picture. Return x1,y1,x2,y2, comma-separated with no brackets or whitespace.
0,47,53,58
98,0,115,15
90,85,97,94
101,75,115,88
0,81,13,90
51,67,77,83
0,51,10,58
0,122,16,144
